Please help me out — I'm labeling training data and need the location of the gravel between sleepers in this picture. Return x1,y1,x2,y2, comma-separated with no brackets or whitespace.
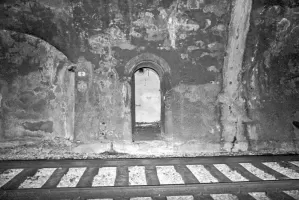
0,169,23,187
92,167,116,187
249,192,273,200
129,166,147,185
239,163,276,180
214,164,248,182
19,168,56,188
156,166,184,184
262,162,299,179
57,167,86,187
187,165,218,183
211,194,238,200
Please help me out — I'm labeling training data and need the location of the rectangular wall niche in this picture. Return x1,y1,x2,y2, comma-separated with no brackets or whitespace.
133,67,161,141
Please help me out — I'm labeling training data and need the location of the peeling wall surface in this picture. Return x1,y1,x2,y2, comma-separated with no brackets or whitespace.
0,30,74,140
243,0,299,152
1,0,297,155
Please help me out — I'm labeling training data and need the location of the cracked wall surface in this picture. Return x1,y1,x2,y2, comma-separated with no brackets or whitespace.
242,0,299,152
1,0,297,155
220,0,252,152
0,0,231,149
0,30,74,140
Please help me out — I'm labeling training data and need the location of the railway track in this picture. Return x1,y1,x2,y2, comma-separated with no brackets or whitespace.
1,155,299,200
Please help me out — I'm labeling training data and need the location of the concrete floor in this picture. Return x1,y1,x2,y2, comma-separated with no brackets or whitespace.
133,125,161,141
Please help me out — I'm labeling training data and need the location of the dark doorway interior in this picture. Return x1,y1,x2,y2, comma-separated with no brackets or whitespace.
133,67,161,141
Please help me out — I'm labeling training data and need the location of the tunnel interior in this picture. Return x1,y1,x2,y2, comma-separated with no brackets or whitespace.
0,0,298,159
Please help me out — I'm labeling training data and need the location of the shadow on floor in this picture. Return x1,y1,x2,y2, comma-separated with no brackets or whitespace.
133,123,161,141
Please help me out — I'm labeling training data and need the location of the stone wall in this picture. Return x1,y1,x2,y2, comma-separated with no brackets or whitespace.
1,0,298,155
243,0,299,152
0,0,230,150
0,30,74,140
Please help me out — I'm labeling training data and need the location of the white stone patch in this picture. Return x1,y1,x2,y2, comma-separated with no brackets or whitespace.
92,167,117,187
57,168,86,187
207,66,219,73
129,166,147,185
210,194,238,200
156,166,184,184
19,168,56,188
262,162,299,179
0,169,23,187
214,164,248,182
249,192,271,200
284,190,299,200
167,196,193,200
239,163,277,180
186,165,218,183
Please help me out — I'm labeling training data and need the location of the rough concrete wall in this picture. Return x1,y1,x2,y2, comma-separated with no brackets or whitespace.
0,30,74,140
74,56,127,142
0,0,231,145
243,0,299,152
164,0,231,142
172,83,221,142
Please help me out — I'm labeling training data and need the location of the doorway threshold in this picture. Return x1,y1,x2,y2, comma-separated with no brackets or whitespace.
133,122,161,141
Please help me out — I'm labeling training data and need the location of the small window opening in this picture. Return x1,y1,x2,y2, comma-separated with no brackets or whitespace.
133,67,161,141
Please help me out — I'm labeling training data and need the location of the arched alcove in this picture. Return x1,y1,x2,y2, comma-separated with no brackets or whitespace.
124,53,173,141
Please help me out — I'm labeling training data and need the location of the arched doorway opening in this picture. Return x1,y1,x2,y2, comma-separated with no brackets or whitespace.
133,67,161,141
124,53,173,142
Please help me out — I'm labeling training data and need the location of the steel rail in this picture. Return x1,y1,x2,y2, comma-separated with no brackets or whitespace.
0,154,299,169
1,180,299,200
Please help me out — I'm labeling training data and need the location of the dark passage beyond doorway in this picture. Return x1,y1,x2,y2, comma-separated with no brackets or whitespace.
133,67,161,141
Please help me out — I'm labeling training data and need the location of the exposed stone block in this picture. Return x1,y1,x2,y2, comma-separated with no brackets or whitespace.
23,121,53,133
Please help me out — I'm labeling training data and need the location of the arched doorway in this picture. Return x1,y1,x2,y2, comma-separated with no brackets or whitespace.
133,67,161,141
124,53,173,142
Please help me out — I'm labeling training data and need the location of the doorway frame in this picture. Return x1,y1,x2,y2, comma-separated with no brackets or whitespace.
124,53,172,141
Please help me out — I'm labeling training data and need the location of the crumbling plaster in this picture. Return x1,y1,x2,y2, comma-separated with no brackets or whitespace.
242,0,299,152
0,30,75,140
0,0,240,154
2,0,296,155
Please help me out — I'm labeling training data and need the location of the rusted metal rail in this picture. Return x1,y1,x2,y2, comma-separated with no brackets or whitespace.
0,155,299,200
